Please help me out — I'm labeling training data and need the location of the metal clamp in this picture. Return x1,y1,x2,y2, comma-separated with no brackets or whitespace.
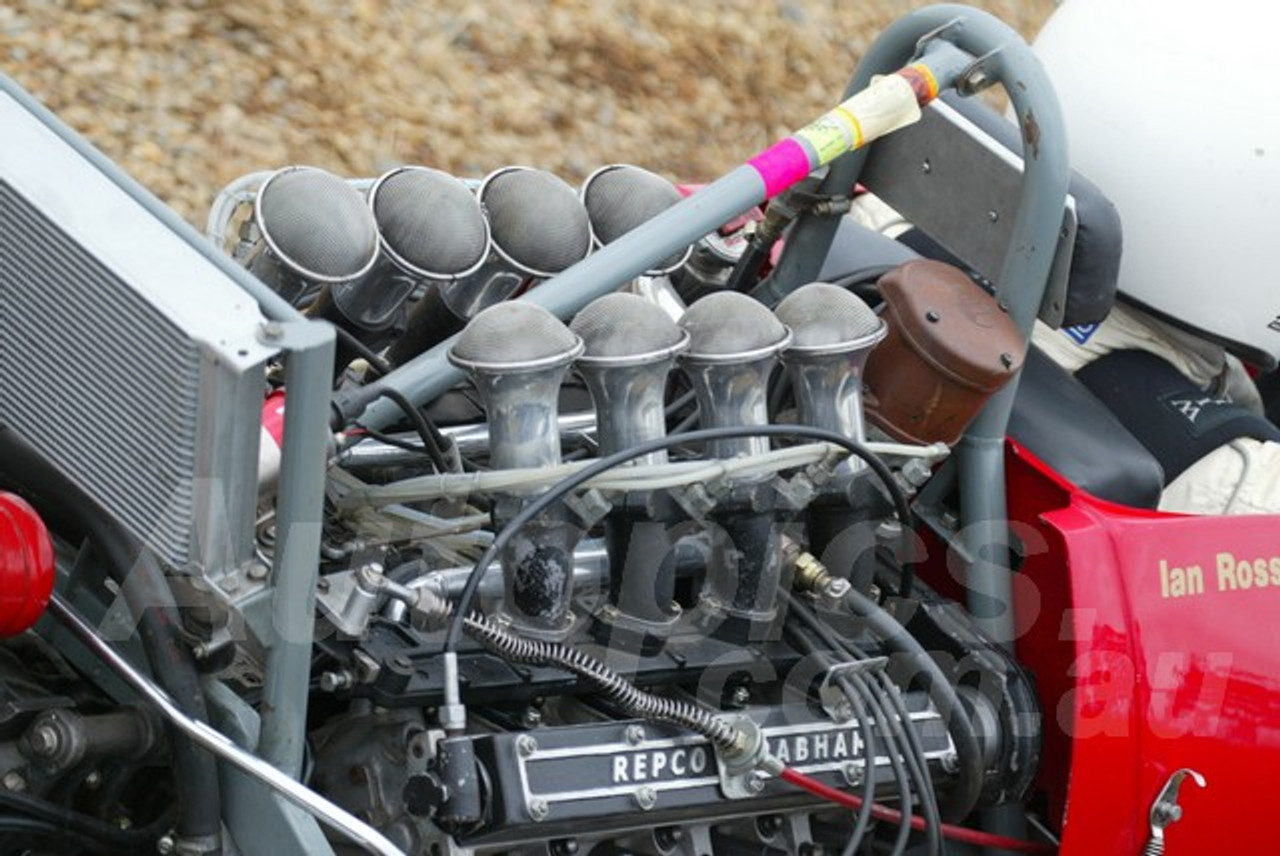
818,658,888,722
1142,768,1206,856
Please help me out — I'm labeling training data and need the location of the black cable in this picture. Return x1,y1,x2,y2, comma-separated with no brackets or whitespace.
444,423,916,653
332,325,394,379
371,387,454,474
781,620,878,856
0,428,222,854
0,814,146,855
0,792,173,850
875,670,944,856
783,591,951,842
841,585,982,822
842,673,913,856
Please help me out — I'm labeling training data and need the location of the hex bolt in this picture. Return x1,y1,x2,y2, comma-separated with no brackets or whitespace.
527,798,549,822
156,834,176,855
1,772,26,792
940,751,960,774
747,772,766,794
259,321,285,343
842,761,863,786
319,671,354,693
635,786,658,810
624,724,645,746
28,724,59,756
516,734,539,758
247,563,270,582
731,685,751,707
83,770,102,790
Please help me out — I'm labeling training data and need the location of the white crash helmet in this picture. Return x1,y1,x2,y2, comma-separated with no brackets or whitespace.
1033,0,1280,367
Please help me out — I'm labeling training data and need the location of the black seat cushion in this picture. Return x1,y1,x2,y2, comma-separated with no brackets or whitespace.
1009,346,1165,507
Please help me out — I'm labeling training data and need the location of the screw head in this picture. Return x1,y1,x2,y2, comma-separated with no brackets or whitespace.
260,321,286,343
730,685,751,706
624,724,645,746
842,761,863,786
156,834,176,855
940,751,960,774
247,562,270,582
516,734,539,758
1,772,26,792
747,772,766,794
635,785,658,810
527,797,549,822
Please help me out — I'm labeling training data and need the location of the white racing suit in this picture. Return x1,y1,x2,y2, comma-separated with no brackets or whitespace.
1032,304,1280,515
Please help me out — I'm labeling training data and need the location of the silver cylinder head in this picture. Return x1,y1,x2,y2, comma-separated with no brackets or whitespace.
581,164,692,275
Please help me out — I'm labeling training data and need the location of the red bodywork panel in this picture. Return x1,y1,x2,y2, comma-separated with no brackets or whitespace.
999,439,1280,853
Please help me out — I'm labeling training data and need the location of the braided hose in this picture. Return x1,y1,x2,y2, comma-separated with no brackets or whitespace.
462,613,741,750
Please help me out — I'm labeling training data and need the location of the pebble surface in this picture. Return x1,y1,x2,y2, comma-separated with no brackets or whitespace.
2,1,1053,224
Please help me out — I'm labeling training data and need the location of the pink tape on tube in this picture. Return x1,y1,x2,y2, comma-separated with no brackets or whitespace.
747,137,813,199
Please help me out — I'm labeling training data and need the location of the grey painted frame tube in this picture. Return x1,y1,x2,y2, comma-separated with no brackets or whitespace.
257,320,337,776
764,4,1070,650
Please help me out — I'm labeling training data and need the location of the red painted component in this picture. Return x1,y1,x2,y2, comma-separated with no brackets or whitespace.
1003,439,1280,854
0,492,55,636
262,389,287,449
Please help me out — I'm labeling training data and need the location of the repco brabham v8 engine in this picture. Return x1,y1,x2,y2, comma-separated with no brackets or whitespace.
0,4,1275,856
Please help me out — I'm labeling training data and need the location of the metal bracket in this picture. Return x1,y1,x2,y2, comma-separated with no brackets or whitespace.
912,17,966,63
715,714,767,800
1143,768,1206,855
955,47,1004,96
818,657,888,722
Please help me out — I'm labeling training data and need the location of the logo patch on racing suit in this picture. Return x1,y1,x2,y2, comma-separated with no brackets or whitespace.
1159,391,1237,437
1063,323,1100,345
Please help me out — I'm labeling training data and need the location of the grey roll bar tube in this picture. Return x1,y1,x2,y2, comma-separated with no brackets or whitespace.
760,5,1070,649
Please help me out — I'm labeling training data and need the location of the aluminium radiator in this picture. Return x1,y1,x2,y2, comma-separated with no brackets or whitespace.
0,76,280,576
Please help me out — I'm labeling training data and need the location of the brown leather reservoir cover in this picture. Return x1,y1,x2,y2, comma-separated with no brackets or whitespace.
864,259,1024,445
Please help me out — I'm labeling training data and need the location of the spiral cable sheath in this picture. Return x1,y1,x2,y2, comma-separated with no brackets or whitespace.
462,612,740,749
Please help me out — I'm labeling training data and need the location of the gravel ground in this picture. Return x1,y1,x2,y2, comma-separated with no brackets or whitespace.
2,1,1053,224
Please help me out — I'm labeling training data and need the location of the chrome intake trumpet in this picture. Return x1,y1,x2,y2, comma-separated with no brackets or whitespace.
776,282,889,589
389,166,591,366
246,165,380,307
678,292,791,640
775,282,886,452
572,293,689,650
448,302,584,635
